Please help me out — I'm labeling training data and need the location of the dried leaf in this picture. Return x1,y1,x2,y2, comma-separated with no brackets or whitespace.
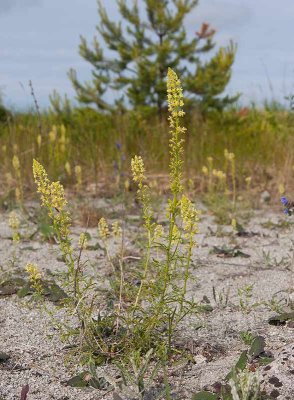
20,384,29,400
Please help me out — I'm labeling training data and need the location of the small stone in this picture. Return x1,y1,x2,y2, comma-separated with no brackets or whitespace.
0,352,10,362
193,354,207,364
260,190,271,203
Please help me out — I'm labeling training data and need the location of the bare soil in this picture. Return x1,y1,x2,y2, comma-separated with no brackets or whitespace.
0,199,293,400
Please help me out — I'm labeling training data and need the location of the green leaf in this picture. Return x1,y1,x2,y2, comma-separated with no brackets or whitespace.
21,246,38,251
17,283,33,298
211,246,250,258
66,371,109,390
66,372,89,388
226,350,248,380
0,352,10,363
44,282,68,303
259,356,274,365
248,336,265,358
0,278,26,296
199,304,213,313
192,392,218,400
268,312,294,325
88,376,109,390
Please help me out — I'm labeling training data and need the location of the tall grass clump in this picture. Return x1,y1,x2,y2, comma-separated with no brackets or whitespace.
31,69,200,367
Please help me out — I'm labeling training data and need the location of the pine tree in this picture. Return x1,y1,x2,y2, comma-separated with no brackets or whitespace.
68,0,238,113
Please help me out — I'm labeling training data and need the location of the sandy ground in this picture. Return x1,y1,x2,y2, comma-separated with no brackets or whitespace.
0,199,293,400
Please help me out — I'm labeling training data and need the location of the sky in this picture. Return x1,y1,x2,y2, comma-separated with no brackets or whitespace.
1,0,294,110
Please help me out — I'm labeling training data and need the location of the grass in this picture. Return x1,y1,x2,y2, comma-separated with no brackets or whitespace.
1,103,294,208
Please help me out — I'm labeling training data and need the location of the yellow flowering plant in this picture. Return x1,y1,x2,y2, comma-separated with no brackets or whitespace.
33,159,95,350
31,68,200,364
12,154,23,205
25,263,43,296
130,68,200,353
8,211,21,262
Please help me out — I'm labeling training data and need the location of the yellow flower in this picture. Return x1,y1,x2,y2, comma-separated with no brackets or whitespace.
36,134,42,148
224,150,235,161
49,125,57,142
131,155,145,186
75,165,82,189
59,125,67,153
60,125,66,143
213,170,226,181
167,68,185,122
124,179,130,191
26,263,41,279
33,160,67,212
245,176,251,189
65,161,71,176
278,183,285,195
25,263,43,293
207,156,213,165
78,233,88,249
15,188,21,203
5,173,13,186
12,155,20,172
171,224,181,242
180,195,199,237
187,178,193,190
231,218,237,230
9,211,20,230
98,217,109,240
112,221,122,237
167,68,186,195
50,181,68,210
202,166,208,175
154,224,164,240
9,211,20,243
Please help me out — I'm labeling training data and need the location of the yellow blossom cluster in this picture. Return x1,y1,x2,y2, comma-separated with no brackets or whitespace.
212,169,226,181
49,125,58,143
65,161,71,177
33,159,67,212
98,217,109,240
25,263,43,293
9,211,20,243
12,155,20,174
112,221,122,237
33,160,71,247
224,149,235,161
131,155,153,231
202,166,208,176
167,68,185,123
167,68,186,195
180,195,199,239
8,211,20,231
153,224,164,240
245,176,251,185
37,134,42,149
131,155,145,187
98,218,122,241
78,232,88,249
75,165,82,190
